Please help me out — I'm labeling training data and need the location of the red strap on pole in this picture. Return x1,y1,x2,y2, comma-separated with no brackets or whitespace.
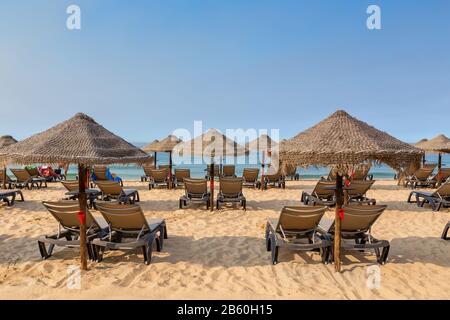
78,211,86,225
338,208,345,220
344,178,351,187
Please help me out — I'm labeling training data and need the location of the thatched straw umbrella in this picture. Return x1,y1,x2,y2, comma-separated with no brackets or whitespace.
0,113,150,270
173,128,247,211
247,134,279,190
280,110,423,272
0,135,18,189
142,139,159,167
143,135,181,189
414,134,450,170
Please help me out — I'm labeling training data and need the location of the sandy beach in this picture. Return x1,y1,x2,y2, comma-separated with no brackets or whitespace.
0,180,449,300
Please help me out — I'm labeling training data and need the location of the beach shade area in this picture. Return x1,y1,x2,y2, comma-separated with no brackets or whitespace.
280,110,423,272
247,134,279,190
173,128,247,211
143,135,181,189
0,113,150,270
0,135,18,189
414,134,450,170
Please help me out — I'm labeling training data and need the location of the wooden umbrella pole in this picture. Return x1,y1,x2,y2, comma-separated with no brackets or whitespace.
334,174,344,272
2,166,6,189
78,164,88,271
154,152,157,168
260,152,265,191
169,151,173,189
438,153,442,170
210,162,215,211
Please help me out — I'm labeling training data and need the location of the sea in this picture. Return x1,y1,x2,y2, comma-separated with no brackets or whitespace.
57,144,448,181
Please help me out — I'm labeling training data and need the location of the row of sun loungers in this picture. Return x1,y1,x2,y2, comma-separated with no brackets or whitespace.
142,166,276,190
266,204,390,265
0,169,47,190
403,166,450,189
301,180,376,207
38,201,167,264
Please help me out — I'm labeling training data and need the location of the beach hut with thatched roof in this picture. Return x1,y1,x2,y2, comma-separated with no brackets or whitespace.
0,135,18,189
280,110,423,272
143,135,181,189
173,128,247,211
0,113,150,270
414,134,450,169
247,134,279,189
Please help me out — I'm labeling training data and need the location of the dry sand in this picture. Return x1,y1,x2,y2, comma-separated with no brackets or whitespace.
0,180,449,299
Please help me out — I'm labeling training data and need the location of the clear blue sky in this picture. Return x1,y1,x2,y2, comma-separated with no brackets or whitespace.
1,0,449,143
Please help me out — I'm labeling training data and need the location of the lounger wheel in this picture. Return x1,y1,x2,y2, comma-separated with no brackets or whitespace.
179,199,183,209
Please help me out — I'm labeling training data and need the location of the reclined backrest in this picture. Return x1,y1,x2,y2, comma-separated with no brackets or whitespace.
277,206,326,234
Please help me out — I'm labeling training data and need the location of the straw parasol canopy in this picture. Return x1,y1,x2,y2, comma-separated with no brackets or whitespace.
247,134,278,152
142,134,182,189
0,113,150,271
247,134,279,188
174,128,247,159
0,113,150,166
0,135,17,148
173,128,247,211
142,139,159,153
280,109,423,272
414,134,450,169
414,134,450,153
280,110,423,172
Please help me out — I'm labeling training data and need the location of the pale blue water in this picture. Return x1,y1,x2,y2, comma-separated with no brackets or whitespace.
59,151,448,181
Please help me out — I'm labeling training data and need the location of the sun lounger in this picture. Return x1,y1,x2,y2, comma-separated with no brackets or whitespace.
264,169,285,189
347,180,376,205
92,166,123,186
38,201,107,260
403,167,435,189
140,164,155,182
242,168,261,189
429,168,450,186
0,169,15,189
284,165,299,181
321,168,337,181
179,178,211,209
407,182,450,211
301,180,336,207
61,180,101,208
217,177,246,210
148,168,169,189
92,202,167,265
222,165,236,178
205,164,220,180
265,206,331,265
26,166,52,182
318,204,390,265
352,167,373,180
95,180,140,204
0,189,24,206
10,169,47,189
173,168,191,187
442,222,450,240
